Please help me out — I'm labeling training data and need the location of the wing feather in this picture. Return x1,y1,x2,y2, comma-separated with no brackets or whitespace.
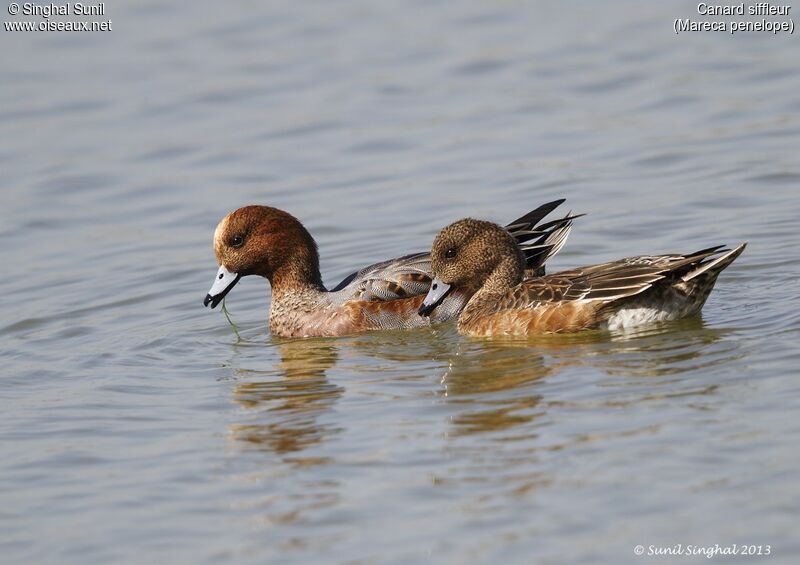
331,199,578,302
482,246,735,314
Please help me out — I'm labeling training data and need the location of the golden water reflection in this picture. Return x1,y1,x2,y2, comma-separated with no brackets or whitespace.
229,339,343,455
438,317,736,437
227,317,739,452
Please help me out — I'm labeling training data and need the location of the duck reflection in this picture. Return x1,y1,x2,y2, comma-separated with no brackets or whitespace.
438,339,551,436
601,317,739,378
229,338,343,455
537,316,739,379
438,316,735,436
227,316,736,452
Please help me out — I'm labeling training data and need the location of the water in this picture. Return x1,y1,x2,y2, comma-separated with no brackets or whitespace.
2,1,799,563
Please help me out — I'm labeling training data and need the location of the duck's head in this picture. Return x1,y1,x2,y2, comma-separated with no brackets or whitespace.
418,218,523,317
203,205,320,309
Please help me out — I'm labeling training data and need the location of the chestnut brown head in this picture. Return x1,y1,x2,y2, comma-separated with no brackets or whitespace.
204,206,321,309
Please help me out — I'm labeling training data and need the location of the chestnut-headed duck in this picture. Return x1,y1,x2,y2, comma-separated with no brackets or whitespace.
418,217,746,336
204,200,579,338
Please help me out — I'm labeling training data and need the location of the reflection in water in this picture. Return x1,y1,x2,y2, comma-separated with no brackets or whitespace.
226,318,740,453
438,340,550,436
220,315,754,551
557,317,743,386
437,316,739,437
450,395,544,437
424,318,747,514
229,339,343,456
225,316,742,467
345,327,459,364
601,318,742,378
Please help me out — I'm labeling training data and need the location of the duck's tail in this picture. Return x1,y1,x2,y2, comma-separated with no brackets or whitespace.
667,242,747,312
681,242,747,284
504,199,583,276
595,242,747,329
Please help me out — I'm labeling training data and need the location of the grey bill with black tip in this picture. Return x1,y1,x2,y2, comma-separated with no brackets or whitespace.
204,265,241,309
418,277,452,317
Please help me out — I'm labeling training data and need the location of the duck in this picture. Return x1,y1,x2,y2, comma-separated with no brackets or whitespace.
418,217,746,336
203,200,579,338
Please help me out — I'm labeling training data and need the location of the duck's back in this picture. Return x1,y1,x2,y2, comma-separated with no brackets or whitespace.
458,243,747,336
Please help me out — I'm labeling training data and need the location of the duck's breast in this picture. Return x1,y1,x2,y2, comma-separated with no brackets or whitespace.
462,301,599,336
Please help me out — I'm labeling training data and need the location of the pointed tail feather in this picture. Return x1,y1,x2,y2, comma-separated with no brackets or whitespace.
503,199,583,275
534,213,586,233
521,215,577,276
682,242,747,282
505,199,566,236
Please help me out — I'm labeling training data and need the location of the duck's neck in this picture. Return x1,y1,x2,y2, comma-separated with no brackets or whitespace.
269,260,326,300
461,255,522,321
268,262,327,337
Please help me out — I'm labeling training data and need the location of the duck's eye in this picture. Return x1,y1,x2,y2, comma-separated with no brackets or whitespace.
445,247,457,259
230,235,244,248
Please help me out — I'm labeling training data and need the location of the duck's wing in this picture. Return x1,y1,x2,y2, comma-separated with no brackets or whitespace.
329,252,433,302
504,199,582,275
330,199,579,302
572,245,731,301
489,246,734,312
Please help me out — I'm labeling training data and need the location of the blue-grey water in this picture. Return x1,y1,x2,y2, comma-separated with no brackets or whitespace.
2,1,799,563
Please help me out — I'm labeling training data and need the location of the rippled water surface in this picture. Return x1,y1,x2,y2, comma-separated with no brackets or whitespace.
2,1,800,563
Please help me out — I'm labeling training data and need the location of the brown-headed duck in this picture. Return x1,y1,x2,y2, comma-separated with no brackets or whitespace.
204,199,579,337
418,217,746,336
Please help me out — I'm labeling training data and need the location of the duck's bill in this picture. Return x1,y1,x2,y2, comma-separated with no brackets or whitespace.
204,265,241,309
418,277,452,317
